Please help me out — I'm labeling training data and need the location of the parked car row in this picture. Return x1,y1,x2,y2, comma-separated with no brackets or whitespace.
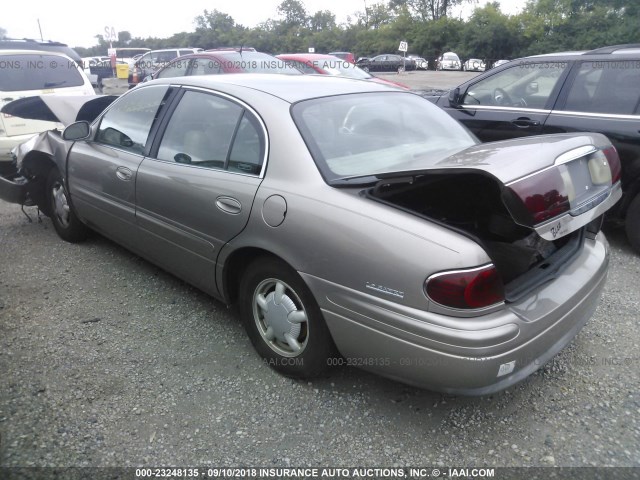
356,54,417,73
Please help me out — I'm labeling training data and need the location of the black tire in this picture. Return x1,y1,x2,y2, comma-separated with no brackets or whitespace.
46,168,88,243
239,257,337,378
625,193,640,253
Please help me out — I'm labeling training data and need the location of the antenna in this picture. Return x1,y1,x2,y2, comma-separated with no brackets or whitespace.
37,19,43,41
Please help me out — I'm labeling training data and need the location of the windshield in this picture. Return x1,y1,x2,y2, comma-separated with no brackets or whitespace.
444,54,459,60
292,92,477,183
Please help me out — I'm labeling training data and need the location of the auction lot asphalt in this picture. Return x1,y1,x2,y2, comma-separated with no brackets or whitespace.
1,70,639,472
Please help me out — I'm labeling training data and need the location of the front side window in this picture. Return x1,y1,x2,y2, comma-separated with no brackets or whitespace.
0,54,85,92
463,62,568,109
564,61,640,115
292,92,477,182
156,90,265,174
96,85,169,154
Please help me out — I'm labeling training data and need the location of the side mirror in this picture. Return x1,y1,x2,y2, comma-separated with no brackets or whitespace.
448,87,461,108
63,121,90,141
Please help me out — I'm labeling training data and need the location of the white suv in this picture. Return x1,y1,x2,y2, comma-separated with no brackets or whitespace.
0,50,95,172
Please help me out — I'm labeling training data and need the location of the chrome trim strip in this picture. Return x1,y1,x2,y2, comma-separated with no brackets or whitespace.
461,105,551,114
551,110,640,120
554,145,597,165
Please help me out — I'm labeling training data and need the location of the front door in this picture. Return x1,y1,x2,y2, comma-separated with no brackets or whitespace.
67,84,170,250
441,61,571,142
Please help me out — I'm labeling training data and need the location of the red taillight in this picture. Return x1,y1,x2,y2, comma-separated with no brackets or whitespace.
425,265,505,310
603,146,621,184
506,167,571,225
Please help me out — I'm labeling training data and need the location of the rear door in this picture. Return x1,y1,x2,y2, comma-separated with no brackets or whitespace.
441,61,571,142
135,88,267,294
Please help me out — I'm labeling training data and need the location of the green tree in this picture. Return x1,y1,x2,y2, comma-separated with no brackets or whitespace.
277,0,309,28
310,10,336,32
460,2,519,61
390,0,476,21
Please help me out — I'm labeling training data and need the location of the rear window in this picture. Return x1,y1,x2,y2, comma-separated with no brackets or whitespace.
292,92,477,182
0,54,85,92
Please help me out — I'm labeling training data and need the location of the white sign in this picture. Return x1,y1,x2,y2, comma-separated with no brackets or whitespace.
308,47,315,53
398,41,408,52
104,26,117,42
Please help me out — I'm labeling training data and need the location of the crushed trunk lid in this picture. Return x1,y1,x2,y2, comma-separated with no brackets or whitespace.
374,133,622,241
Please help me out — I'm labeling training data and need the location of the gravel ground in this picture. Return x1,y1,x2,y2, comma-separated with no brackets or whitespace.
1,198,639,471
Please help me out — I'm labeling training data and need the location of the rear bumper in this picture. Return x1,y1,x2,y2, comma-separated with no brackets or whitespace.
303,233,609,395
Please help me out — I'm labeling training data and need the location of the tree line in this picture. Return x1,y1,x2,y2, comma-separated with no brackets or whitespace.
74,0,638,64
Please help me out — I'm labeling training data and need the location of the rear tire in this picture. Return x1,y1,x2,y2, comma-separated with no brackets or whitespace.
239,257,336,378
625,193,640,253
46,168,88,243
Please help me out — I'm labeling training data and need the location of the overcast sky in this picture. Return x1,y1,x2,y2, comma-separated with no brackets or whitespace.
4,0,527,49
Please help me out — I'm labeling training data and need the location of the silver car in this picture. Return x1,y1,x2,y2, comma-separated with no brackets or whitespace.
0,75,622,395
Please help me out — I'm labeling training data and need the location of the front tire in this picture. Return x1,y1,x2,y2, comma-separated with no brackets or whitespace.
239,257,336,377
46,168,88,243
625,193,640,253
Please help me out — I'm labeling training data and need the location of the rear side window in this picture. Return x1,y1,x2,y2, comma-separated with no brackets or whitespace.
156,90,265,175
0,54,85,92
564,61,640,115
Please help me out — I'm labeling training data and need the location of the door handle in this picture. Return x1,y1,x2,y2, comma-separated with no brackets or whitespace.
216,196,242,215
115,166,133,181
511,117,540,128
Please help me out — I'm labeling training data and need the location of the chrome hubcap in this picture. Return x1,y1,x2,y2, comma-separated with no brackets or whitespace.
52,181,71,227
253,278,308,357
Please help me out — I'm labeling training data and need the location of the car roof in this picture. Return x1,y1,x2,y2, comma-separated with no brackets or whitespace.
515,44,640,62
0,39,81,62
0,48,75,59
147,73,397,103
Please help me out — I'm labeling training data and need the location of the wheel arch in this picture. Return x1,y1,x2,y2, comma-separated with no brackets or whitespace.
20,151,58,214
220,247,296,305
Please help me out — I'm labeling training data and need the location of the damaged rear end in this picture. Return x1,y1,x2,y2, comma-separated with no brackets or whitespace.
368,134,621,310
